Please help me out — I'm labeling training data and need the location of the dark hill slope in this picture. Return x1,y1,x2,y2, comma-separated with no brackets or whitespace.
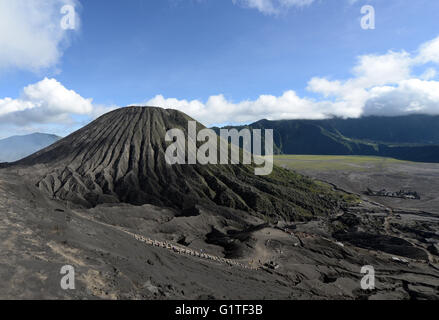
214,115,439,162
12,107,342,221
214,120,378,156
248,120,377,155
322,115,439,144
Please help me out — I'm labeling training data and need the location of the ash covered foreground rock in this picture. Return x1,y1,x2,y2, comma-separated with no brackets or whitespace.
1,168,439,299
0,107,438,300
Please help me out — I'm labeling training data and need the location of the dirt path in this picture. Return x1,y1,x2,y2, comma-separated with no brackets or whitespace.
71,210,259,270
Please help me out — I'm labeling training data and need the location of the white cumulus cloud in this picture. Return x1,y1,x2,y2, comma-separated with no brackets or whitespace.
0,78,114,126
146,91,332,126
364,79,439,116
417,36,439,64
307,36,439,119
140,35,439,126
0,0,80,72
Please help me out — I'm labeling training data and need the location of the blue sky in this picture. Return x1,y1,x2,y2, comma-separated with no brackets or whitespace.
1,0,439,138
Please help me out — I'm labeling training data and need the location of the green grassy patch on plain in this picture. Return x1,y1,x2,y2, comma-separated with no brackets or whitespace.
274,155,411,172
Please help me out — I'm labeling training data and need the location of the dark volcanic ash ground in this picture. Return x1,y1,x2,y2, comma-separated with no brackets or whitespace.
0,107,438,300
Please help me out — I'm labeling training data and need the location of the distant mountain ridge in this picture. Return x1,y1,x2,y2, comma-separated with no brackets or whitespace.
295,114,439,145
213,114,439,163
0,133,61,163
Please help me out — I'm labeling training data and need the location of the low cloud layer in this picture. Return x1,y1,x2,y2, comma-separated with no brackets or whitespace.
146,91,331,126
0,0,80,72
141,36,439,126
